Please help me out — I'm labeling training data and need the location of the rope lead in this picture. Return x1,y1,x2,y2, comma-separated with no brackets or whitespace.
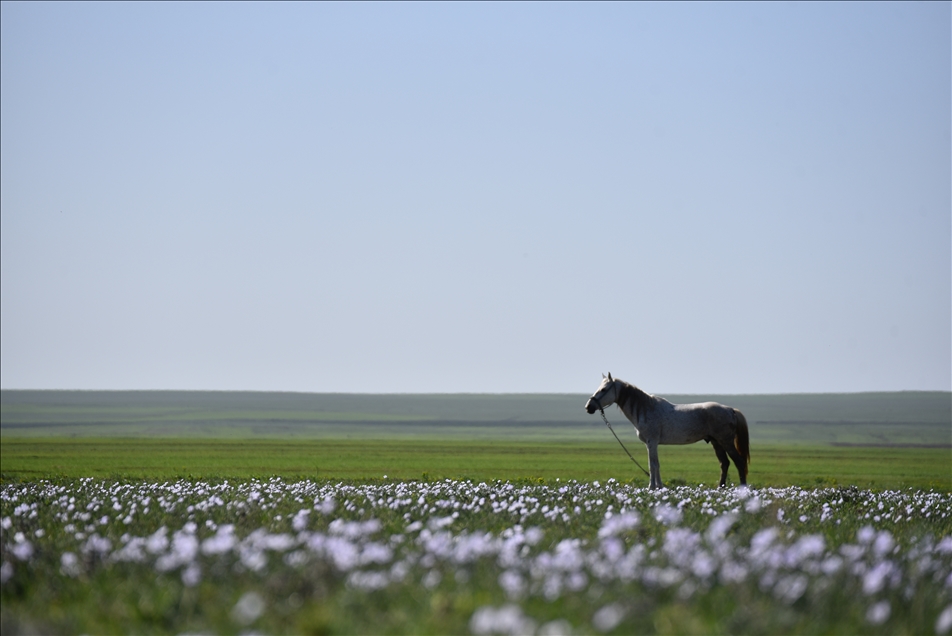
599,407,651,478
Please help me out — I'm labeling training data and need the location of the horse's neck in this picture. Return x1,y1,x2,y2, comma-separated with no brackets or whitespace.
616,382,657,423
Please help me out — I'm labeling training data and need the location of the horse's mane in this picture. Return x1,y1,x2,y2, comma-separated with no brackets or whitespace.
615,380,656,423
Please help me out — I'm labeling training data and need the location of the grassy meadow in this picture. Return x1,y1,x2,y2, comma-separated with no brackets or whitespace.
2,389,949,489
1,438,949,491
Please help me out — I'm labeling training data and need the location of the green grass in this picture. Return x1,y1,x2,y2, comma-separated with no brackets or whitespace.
3,438,949,490
2,390,949,490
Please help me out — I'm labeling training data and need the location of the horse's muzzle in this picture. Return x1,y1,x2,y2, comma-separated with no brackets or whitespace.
585,399,598,415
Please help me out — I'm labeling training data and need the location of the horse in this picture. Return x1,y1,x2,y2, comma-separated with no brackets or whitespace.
585,373,750,489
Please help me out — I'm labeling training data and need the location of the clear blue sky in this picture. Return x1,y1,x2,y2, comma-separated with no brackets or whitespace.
2,2,949,394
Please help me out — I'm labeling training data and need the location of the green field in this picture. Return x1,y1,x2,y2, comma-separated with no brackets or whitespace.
1,439,949,491
2,390,949,489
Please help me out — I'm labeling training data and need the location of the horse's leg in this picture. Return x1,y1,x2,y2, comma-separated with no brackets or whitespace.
722,440,748,486
711,440,730,487
646,442,662,489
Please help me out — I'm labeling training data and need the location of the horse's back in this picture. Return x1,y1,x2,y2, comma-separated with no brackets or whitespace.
672,401,734,420
661,401,736,445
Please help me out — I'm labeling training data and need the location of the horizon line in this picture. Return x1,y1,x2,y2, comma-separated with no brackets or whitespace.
2,387,949,396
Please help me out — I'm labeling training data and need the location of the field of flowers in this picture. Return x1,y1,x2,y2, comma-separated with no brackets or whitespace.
2,477,951,634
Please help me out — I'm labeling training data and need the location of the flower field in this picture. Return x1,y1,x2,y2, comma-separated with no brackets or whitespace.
2,477,951,634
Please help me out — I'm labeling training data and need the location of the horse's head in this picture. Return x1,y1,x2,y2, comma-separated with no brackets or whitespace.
585,373,618,414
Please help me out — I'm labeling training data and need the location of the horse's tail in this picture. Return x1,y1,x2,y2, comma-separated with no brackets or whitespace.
733,409,750,469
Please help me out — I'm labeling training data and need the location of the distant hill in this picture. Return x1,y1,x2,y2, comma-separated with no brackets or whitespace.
2,390,949,446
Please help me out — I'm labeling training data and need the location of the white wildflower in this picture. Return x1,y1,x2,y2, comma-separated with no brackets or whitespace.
592,603,625,632
745,496,762,513
156,528,199,572
328,518,381,539
653,503,682,526
390,559,410,582
328,536,362,571
862,561,897,595
423,569,442,589
749,527,780,561
283,550,307,567
181,562,201,587
706,513,737,543
83,534,112,555
525,526,544,545
774,574,808,604
360,542,393,565
788,534,825,567
567,570,588,591
857,526,876,545
315,497,336,515
598,511,640,538
720,560,749,584
60,552,82,577
470,604,537,636
865,600,890,625
428,515,454,530
820,556,843,576
11,539,33,561
231,591,265,625
292,509,310,532
935,604,952,635
202,525,237,555
347,570,390,590
256,532,295,552
239,548,267,572
873,531,895,559
538,619,573,636
145,527,169,554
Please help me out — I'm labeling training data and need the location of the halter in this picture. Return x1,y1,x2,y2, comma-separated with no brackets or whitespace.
590,382,651,478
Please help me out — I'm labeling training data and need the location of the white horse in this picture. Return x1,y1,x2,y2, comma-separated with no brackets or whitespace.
585,374,750,489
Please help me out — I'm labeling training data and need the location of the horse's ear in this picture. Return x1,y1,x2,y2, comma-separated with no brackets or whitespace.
602,373,606,379
608,372,613,381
